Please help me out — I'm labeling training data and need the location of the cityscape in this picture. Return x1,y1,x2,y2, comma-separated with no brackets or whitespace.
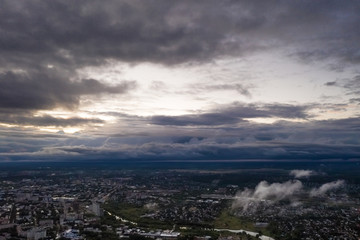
0,162,359,240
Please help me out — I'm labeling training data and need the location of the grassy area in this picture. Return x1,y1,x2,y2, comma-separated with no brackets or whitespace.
103,202,147,222
103,201,172,230
213,209,273,237
214,209,254,230
103,201,275,238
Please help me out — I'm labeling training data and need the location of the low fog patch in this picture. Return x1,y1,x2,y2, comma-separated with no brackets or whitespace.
232,180,303,212
310,180,345,197
232,179,347,214
290,169,316,178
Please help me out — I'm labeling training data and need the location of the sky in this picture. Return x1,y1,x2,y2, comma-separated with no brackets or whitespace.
0,0,360,162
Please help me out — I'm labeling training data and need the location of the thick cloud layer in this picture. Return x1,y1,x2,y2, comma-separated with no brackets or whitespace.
0,1,359,162
0,115,359,161
1,0,360,67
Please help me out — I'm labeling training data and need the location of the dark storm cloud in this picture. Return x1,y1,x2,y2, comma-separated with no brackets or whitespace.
150,103,310,126
0,0,359,68
0,0,242,67
0,70,135,110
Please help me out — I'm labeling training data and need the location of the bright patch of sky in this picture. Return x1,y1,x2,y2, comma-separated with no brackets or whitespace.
77,49,354,120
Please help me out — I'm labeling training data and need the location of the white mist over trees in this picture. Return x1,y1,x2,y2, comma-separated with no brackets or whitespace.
232,178,346,212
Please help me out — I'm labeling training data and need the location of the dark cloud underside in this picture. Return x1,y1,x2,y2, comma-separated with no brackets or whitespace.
150,103,310,126
0,70,135,110
1,0,359,67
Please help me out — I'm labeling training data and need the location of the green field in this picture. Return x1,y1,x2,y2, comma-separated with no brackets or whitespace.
214,210,254,230
213,209,272,237
103,201,172,229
